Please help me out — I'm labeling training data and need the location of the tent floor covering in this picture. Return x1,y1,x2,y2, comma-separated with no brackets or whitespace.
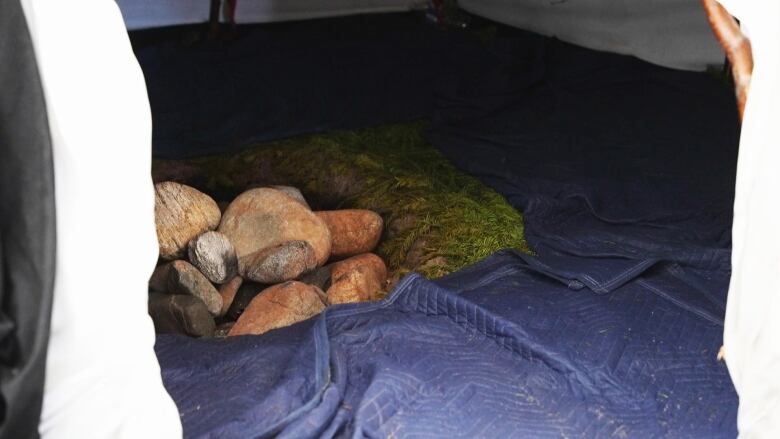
140,12,741,438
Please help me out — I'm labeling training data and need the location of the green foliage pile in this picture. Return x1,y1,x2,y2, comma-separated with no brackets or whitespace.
153,122,529,281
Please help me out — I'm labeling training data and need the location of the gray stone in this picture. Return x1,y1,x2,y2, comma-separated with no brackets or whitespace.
243,240,318,284
168,260,223,316
148,293,216,337
187,231,238,284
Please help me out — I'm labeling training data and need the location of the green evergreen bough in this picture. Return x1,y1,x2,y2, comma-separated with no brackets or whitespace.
153,122,530,286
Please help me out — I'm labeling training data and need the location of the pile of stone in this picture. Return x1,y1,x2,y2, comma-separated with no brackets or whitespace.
148,181,386,338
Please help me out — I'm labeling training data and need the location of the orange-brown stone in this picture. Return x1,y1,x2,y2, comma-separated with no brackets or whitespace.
316,210,383,260
326,253,387,305
218,188,332,270
229,281,326,336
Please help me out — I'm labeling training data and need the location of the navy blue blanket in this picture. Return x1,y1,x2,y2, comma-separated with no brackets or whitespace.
427,29,739,282
155,21,740,439
157,253,737,437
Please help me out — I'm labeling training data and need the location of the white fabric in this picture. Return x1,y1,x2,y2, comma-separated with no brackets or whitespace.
460,0,724,71
116,0,211,30
719,1,780,437
20,1,183,437
232,0,422,24
116,0,422,30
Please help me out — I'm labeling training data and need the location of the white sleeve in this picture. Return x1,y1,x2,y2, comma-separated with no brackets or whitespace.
719,1,780,437
19,0,183,437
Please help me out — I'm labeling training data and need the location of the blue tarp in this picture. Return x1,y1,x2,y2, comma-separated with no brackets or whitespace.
154,18,741,438
158,252,737,437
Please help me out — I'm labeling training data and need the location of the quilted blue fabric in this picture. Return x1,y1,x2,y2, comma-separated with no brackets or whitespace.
156,253,737,437
155,23,740,439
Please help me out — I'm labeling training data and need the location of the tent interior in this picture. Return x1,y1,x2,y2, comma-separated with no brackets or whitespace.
122,1,742,436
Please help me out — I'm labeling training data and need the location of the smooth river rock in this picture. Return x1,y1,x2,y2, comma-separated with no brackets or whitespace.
316,209,383,260
326,253,387,305
243,240,318,284
218,188,332,270
167,260,223,316
187,231,238,284
154,181,221,260
229,281,326,336
148,293,216,337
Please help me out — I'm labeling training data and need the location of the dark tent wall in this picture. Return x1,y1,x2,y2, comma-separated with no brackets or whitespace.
118,0,723,71
130,12,490,158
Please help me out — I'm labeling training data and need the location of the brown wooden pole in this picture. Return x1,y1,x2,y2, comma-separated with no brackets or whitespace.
701,0,753,120
702,0,754,363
